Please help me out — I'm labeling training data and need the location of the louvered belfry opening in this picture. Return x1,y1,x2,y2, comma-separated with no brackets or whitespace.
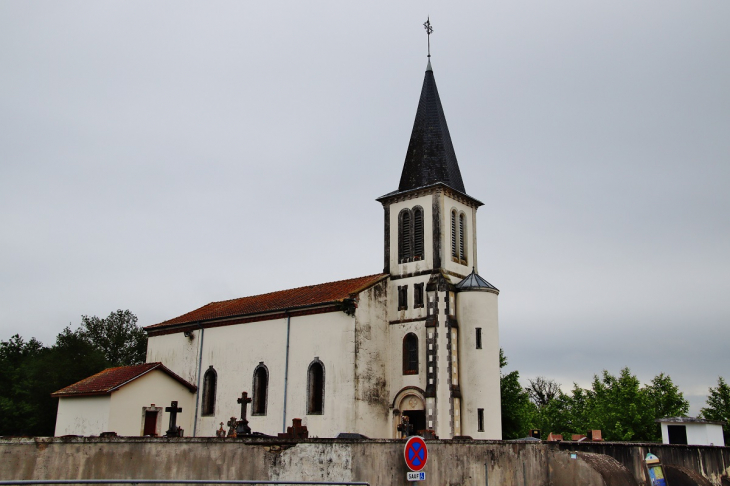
459,213,466,261
451,210,457,258
399,209,411,263
403,333,419,375
413,207,424,260
399,207,425,263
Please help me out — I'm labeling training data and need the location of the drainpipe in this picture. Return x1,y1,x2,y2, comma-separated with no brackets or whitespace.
192,322,204,437
282,313,291,433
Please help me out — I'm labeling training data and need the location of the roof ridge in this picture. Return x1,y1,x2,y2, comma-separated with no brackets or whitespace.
147,272,390,329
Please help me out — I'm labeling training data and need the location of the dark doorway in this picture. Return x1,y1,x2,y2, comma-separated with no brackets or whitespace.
668,425,688,445
402,410,426,436
143,411,158,436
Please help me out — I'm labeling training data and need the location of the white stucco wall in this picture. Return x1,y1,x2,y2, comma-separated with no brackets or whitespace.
149,308,363,438
457,290,501,439
54,395,110,436
352,279,391,438
145,329,200,385
660,422,725,446
107,370,195,437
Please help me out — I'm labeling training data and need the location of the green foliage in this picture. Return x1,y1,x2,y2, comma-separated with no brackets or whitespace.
499,349,537,439
0,310,146,436
644,372,690,439
700,377,730,439
500,369,536,439
533,368,689,441
77,310,147,366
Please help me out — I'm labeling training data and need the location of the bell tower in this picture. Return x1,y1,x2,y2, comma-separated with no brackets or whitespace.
378,53,501,439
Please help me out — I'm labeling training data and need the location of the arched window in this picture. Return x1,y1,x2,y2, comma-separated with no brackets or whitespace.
252,363,268,416
403,333,419,375
413,207,424,260
202,366,217,416
307,358,325,414
398,209,412,263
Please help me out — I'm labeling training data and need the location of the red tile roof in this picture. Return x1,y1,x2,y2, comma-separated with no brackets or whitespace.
145,273,389,330
51,362,197,398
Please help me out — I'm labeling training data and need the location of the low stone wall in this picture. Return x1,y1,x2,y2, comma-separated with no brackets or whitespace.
1,437,728,486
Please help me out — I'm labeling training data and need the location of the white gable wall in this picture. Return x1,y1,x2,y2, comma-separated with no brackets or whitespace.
55,395,110,436
145,331,200,385
108,370,195,436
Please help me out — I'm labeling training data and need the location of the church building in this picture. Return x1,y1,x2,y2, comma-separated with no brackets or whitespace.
53,59,502,440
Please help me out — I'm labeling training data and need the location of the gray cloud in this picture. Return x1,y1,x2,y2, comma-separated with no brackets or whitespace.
1,1,728,415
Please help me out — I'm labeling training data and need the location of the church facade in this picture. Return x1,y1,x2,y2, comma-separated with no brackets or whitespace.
54,61,502,440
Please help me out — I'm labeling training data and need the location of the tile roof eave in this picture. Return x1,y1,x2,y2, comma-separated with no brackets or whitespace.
145,273,390,331
376,182,484,207
51,362,197,398
146,299,344,332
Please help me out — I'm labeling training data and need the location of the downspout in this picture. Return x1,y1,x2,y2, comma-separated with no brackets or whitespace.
192,322,204,437
282,313,291,433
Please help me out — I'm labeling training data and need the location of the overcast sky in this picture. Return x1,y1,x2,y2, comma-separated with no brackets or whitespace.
1,1,728,415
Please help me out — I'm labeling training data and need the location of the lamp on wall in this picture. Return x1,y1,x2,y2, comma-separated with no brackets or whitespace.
183,331,194,340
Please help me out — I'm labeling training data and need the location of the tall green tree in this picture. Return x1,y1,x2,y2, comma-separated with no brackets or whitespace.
644,373,689,440
0,335,45,435
0,310,147,436
700,377,730,441
586,368,655,441
499,349,535,439
76,309,147,366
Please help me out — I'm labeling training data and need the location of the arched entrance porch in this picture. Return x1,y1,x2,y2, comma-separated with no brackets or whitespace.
392,387,426,438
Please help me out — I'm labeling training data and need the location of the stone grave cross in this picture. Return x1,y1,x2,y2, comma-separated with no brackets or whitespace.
236,391,252,435
165,400,183,437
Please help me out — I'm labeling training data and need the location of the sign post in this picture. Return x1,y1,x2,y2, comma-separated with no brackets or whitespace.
404,436,428,482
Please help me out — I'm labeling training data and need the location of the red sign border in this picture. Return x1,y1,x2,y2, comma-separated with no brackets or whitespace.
404,436,428,472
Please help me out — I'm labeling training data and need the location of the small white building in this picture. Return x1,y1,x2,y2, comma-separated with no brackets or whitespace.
54,59,503,440
52,362,197,437
656,417,726,446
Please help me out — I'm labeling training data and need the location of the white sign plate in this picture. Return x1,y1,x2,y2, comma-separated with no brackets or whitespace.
407,472,426,481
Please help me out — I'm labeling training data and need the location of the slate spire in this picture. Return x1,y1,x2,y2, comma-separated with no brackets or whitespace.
398,62,466,194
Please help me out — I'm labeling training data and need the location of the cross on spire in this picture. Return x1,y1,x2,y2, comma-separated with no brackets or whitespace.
423,17,433,58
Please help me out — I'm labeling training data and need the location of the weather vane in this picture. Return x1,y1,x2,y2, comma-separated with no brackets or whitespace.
423,17,433,58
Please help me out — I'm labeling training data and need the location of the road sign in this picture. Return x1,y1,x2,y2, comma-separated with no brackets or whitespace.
404,436,428,472
407,471,426,481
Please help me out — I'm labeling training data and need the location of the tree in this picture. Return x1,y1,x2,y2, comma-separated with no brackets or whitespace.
76,309,147,366
700,377,730,441
0,309,147,436
0,335,45,435
527,376,561,408
499,349,535,439
644,373,689,440
586,368,656,441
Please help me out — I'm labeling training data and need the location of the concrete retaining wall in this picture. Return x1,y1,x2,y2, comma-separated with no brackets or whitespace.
1,437,728,486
